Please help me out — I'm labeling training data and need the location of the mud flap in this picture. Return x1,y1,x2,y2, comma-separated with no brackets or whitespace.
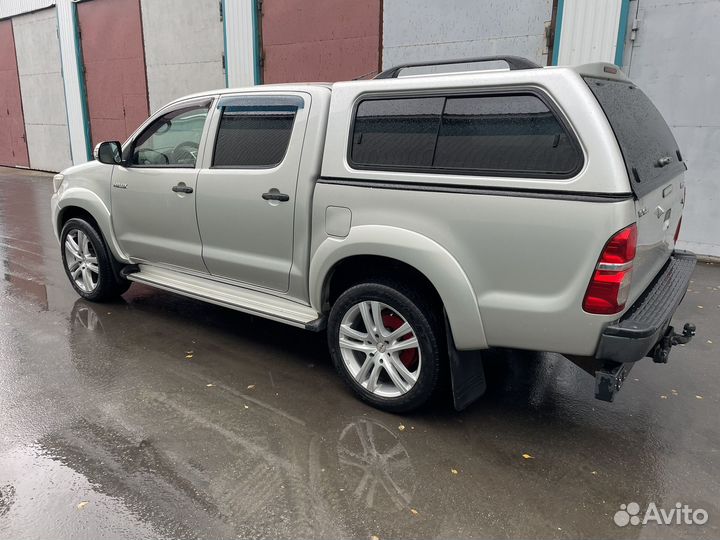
446,318,487,411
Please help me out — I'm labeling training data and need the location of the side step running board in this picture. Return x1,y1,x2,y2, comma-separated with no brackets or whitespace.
126,265,325,330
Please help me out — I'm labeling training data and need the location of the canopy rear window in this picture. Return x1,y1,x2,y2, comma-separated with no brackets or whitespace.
584,77,684,198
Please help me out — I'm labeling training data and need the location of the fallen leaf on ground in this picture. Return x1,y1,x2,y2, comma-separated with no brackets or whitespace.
696,395,703,399
708,340,713,344
247,384,256,390
244,405,249,409
185,354,193,359
591,471,598,475
522,453,534,459
410,508,419,515
698,306,704,309
660,395,668,399
77,501,88,510
206,383,215,387
398,424,405,431
371,536,380,540
186,350,193,354
451,468,459,475
671,389,678,395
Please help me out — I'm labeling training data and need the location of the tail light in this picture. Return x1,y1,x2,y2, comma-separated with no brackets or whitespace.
674,216,682,244
582,224,638,315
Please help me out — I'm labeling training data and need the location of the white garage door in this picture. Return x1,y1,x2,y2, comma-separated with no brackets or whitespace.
141,0,226,113
383,0,554,69
13,8,72,172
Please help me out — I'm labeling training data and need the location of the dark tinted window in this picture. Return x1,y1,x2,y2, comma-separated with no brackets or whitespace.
434,95,580,174
213,103,296,167
349,93,582,177
350,97,443,167
584,77,683,198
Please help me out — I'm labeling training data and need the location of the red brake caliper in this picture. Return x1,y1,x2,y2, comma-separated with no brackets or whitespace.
381,311,418,370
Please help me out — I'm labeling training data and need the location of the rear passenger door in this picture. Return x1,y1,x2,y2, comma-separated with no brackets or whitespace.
195,93,308,292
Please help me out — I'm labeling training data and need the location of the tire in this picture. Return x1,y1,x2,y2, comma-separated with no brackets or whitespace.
327,279,442,413
60,218,131,302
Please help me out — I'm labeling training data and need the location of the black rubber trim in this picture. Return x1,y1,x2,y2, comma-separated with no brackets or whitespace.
305,315,327,332
119,264,140,278
318,177,633,203
595,250,696,363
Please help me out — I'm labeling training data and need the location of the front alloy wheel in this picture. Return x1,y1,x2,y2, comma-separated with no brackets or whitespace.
60,218,131,302
64,229,99,293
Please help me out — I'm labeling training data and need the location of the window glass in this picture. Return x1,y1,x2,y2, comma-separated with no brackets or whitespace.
434,95,580,174
584,77,683,198
349,93,582,176
212,104,297,167
350,97,444,167
131,101,210,167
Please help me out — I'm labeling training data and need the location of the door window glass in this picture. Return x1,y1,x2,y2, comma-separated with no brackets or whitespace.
130,100,211,167
212,100,298,168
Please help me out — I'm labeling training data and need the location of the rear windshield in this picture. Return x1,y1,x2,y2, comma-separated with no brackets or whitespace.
584,76,684,198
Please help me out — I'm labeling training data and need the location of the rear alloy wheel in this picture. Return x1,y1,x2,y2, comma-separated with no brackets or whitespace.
328,281,441,412
61,218,130,302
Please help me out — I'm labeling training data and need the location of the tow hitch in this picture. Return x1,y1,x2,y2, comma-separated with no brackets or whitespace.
593,322,696,402
651,323,696,364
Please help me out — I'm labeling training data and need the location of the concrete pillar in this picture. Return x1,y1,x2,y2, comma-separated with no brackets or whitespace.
57,0,91,164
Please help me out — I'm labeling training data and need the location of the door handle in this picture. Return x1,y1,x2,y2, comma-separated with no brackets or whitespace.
172,182,193,194
656,156,672,168
262,189,290,202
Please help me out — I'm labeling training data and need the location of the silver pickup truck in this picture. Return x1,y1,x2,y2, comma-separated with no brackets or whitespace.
50,57,696,412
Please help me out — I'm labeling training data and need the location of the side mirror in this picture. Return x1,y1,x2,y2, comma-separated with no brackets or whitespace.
94,141,122,165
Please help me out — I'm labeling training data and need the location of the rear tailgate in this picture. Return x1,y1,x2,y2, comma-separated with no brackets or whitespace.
583,76,686,305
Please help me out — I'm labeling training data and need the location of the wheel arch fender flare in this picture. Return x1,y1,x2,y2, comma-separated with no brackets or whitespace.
56,188,130,263
309,225,487,350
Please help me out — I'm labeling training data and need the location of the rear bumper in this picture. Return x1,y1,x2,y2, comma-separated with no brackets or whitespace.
596,250,696,364
590,250,696,402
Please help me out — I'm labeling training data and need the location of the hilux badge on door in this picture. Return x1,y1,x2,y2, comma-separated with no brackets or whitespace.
638,207,648,217
112,182,128,189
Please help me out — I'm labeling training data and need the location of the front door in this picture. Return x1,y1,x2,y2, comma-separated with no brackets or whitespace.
111,97,213,272
195,94,308,291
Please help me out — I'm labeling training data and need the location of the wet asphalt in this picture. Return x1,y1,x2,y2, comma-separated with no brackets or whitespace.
0,166,718,540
